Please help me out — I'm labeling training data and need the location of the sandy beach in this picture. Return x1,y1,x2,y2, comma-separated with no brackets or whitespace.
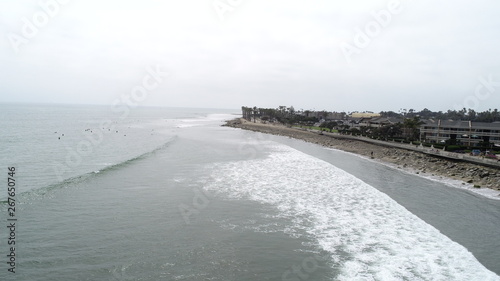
224,118,500,195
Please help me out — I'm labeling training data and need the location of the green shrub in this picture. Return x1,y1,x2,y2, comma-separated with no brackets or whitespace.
446,145,462,151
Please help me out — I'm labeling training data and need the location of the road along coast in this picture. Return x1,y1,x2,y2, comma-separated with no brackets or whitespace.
224,118,500,196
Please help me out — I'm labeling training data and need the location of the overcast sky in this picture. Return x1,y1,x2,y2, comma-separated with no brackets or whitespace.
1,0,499,112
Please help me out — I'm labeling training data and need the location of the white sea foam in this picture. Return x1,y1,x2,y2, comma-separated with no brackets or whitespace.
175,113,238,128
204,144,500,281
176,123,199,128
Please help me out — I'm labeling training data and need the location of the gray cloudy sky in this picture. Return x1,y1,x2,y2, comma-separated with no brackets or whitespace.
1,0,499,112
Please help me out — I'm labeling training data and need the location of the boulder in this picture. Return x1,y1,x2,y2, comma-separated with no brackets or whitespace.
480,171,490,178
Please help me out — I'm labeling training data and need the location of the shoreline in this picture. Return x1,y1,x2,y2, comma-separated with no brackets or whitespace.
224,118,500,198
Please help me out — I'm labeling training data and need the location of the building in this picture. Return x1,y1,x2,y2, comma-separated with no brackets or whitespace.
350,112,381,118
359,116,402,128
420,120,500,146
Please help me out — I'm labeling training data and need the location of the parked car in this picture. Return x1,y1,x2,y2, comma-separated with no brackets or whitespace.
471,149,481,156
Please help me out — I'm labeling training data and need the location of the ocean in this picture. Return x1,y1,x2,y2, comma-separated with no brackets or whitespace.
1,103,499,280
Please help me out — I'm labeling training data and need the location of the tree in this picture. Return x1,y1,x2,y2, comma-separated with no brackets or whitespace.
252,106,258,123
380,111,401,118
403,117,424,141
241,106,253,120
350,127,361,136
318,121,338,132
376,124,402,140
325,121,338,132
467,108,477,120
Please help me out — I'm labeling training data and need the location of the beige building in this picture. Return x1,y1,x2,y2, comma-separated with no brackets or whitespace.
350,112,381,118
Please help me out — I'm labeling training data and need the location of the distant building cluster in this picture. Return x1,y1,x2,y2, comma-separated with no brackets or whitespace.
347,115,500,146
241,106,500,147
347,115,500,147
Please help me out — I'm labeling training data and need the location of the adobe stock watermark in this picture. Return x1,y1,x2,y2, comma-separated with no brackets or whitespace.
236,131,271,160
110,65,169,119
453,74,500,111
213,0,244,21
178,187,211,224
281,253,330,281
340,0,411,64
50,65,169,181
7,0,70,54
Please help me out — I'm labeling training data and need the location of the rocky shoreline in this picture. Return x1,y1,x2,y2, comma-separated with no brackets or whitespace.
224,118,500,194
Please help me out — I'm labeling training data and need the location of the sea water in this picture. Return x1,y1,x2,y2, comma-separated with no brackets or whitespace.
0,104,499,280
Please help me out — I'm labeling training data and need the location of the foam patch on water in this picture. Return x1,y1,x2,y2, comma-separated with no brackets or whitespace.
176,123,199,128
204,144,500,281
174,114,238,128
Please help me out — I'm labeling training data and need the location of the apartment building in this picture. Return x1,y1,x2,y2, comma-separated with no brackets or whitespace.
420,120,500,146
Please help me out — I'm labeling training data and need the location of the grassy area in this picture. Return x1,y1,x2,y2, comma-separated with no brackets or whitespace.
293,125,338,133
